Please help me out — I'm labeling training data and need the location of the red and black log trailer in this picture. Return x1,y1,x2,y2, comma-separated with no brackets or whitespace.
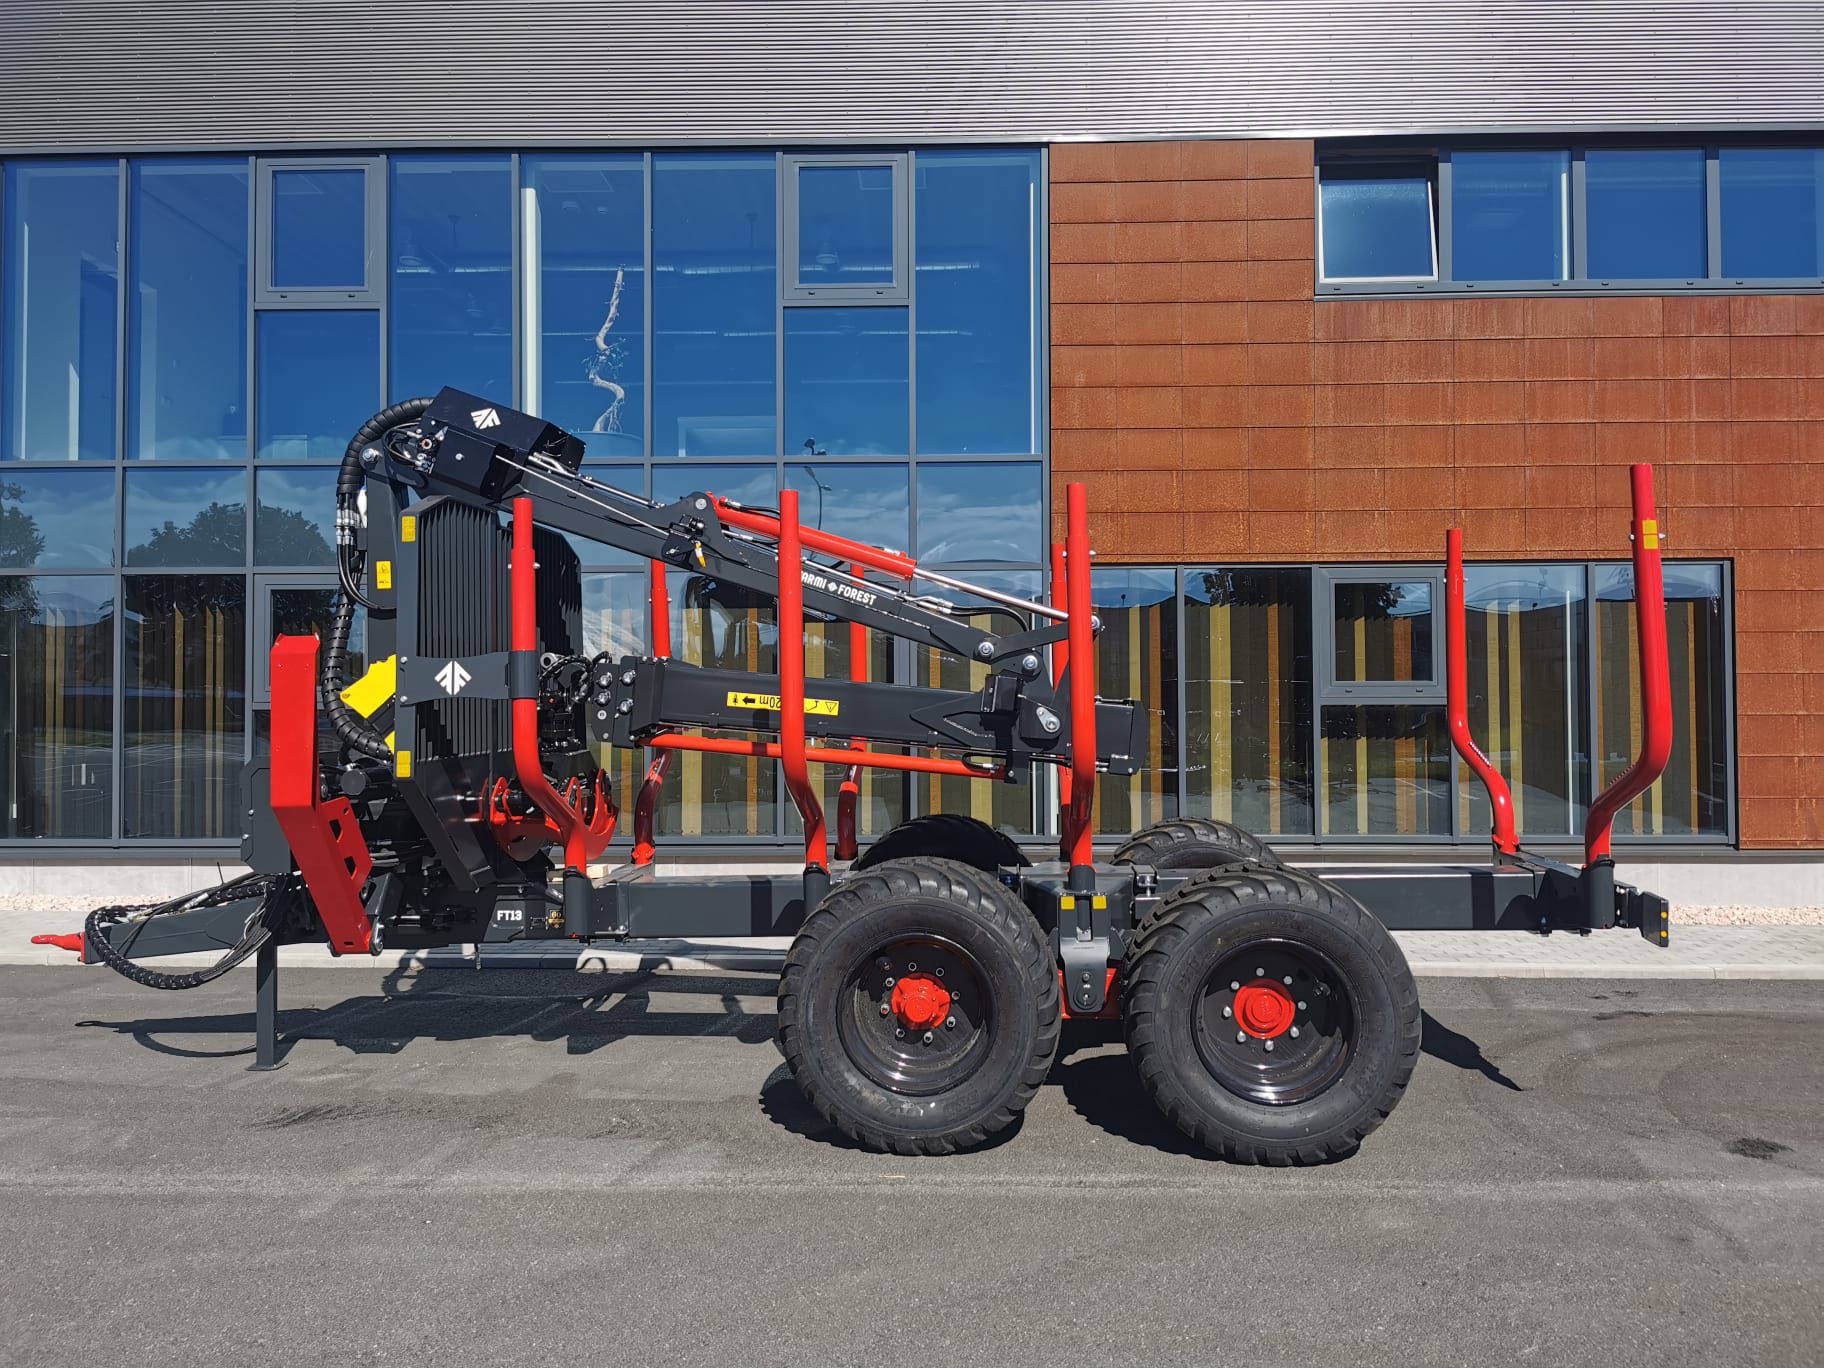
48,390,1673,1162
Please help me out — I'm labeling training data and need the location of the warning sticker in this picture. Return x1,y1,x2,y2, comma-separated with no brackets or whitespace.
725,691,840,716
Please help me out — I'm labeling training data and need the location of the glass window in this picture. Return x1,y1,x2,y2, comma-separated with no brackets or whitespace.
652,153,776,457
1459,565,1586,839
1585,149,1707,281
124,467,246,567
786,462,910,552
784,307,908,456
0,470,117,568
580,571,647,815
1184,568,1314,838
657,568,778,836
557,463,646,568
255,468,335,565
128,159,249,460
916,572,1040,836
1318,163,1437,280
1719,147,1824,279
255,311,380,458
802,614,904,839
0,577,114,838
523,155,645,457
654,461,775,511
1595,562,1729,837
1321,705,1450,836
3,161,119,462
1333,580,1435,684
1092,569,1178,835
1450,150,1569,282
388,155,513,405
795,162,897,287
916,461,1041,566
270,167,368,289
263,585,364,697
123,575,246,838
915,150,1041,453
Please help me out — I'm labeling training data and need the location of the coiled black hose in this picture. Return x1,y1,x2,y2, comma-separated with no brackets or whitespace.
84,873,294,991
323,397,436,760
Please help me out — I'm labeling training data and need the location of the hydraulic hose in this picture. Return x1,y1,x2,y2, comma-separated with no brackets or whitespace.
323,397,436,760
84,873,294,991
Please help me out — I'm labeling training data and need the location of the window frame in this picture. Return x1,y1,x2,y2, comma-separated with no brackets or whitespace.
1316,134,1824,298
1315,567,1445,704
1314,158,1440,285
253,156,384,306
781,152,910,304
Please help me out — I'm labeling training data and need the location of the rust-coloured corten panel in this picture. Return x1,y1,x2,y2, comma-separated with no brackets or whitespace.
1050,139,1824,848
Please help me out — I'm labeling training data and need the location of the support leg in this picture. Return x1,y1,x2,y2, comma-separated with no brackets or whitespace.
247,938,286,1072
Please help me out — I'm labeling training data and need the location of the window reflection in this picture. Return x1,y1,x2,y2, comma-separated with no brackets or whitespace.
256,311,380,458
796,164,895,286
1091,569,1178,835
129,159,249,459
1459,565,1585,838
916,150,1041,453
0,576,114,838
653,154,776,456
581,571,646,813
3,161,119,461
524,156,645,456
1720,147,1824,279
1318,163,1437,280
1333,581,1434,683
1596,563,1729,836
271,168,367,289
783,308,908,456
1184,568,1314,837
1585,149,1706,281
255,468,335,566
1450,150,1569,282
125,468,246,567
268,586,364,687
389,155,513,404
0,471,117,568
123,575,246,838
915,462,1041,565
1322,705,1450,836
787,463,910,552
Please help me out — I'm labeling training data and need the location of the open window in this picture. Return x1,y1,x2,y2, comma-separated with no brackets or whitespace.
783,154,909,302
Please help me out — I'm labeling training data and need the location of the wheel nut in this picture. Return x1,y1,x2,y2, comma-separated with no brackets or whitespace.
945,1017,955,1029
895,1028,904,1038
1236,1030,1247,1043
1298,1001,1307,1010
1222,1005,1232,1018
935,967,944,977
1283,975,1293,985
907,962,917,971
922,1031,934,1044
951,990,960,1001
884,976,895,986
880,1004,890,1017
1254,967,1264,977
1230,980,1240,991
1264,1039,1275,1052
1289,1026,1300,1039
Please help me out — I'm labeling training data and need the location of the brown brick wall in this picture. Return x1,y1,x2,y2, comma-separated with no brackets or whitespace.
1049,139,1824,848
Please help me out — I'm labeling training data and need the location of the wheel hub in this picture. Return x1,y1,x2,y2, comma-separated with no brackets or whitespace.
1232,979,1296,1039
890,973,951,1031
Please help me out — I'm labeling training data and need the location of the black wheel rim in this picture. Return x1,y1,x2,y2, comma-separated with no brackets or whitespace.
1190,938,1355,1106
836,934,992,1097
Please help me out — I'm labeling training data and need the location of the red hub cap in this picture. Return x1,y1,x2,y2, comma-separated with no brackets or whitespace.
890,974,951,1031
1233,979,1296,1039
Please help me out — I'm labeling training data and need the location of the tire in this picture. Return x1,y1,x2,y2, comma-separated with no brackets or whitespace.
852,813,1030,874
1122,866,1420,1164
1111,817,1282,870
778,856,1060,1155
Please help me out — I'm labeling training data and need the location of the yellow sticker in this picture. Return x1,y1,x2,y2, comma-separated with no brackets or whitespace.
394,748,413,778
400,515,417,543
724,690,840,716
1640,518,1659,551
339,655,397,718
374,559,392,590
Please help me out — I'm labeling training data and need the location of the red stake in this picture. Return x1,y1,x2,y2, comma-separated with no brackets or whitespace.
631,559,673,865
1445,527,1520,857
1049,540,1073,821
1584,464,1674,864
1062,484,1097,874
776,490,828,874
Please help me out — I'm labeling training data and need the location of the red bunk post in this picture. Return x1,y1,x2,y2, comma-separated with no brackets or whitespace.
1062,484,1097,888
1584,464,1674,866
777,490,830,906
1445,527,1520,858
630,559,672,865
1049,539,1073,832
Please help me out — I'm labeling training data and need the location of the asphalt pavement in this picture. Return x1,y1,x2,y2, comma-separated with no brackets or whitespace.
1,964,1819,1367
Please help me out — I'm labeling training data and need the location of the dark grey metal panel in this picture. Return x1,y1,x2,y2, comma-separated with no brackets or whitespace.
2,1,1822,153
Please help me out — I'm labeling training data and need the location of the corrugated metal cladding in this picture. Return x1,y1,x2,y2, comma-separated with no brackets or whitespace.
2,0,1822,152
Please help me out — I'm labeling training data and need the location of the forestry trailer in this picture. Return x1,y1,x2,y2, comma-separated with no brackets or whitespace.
42,389,1674,1163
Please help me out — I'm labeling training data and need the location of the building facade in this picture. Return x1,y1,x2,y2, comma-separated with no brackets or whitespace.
1,2,1820,894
